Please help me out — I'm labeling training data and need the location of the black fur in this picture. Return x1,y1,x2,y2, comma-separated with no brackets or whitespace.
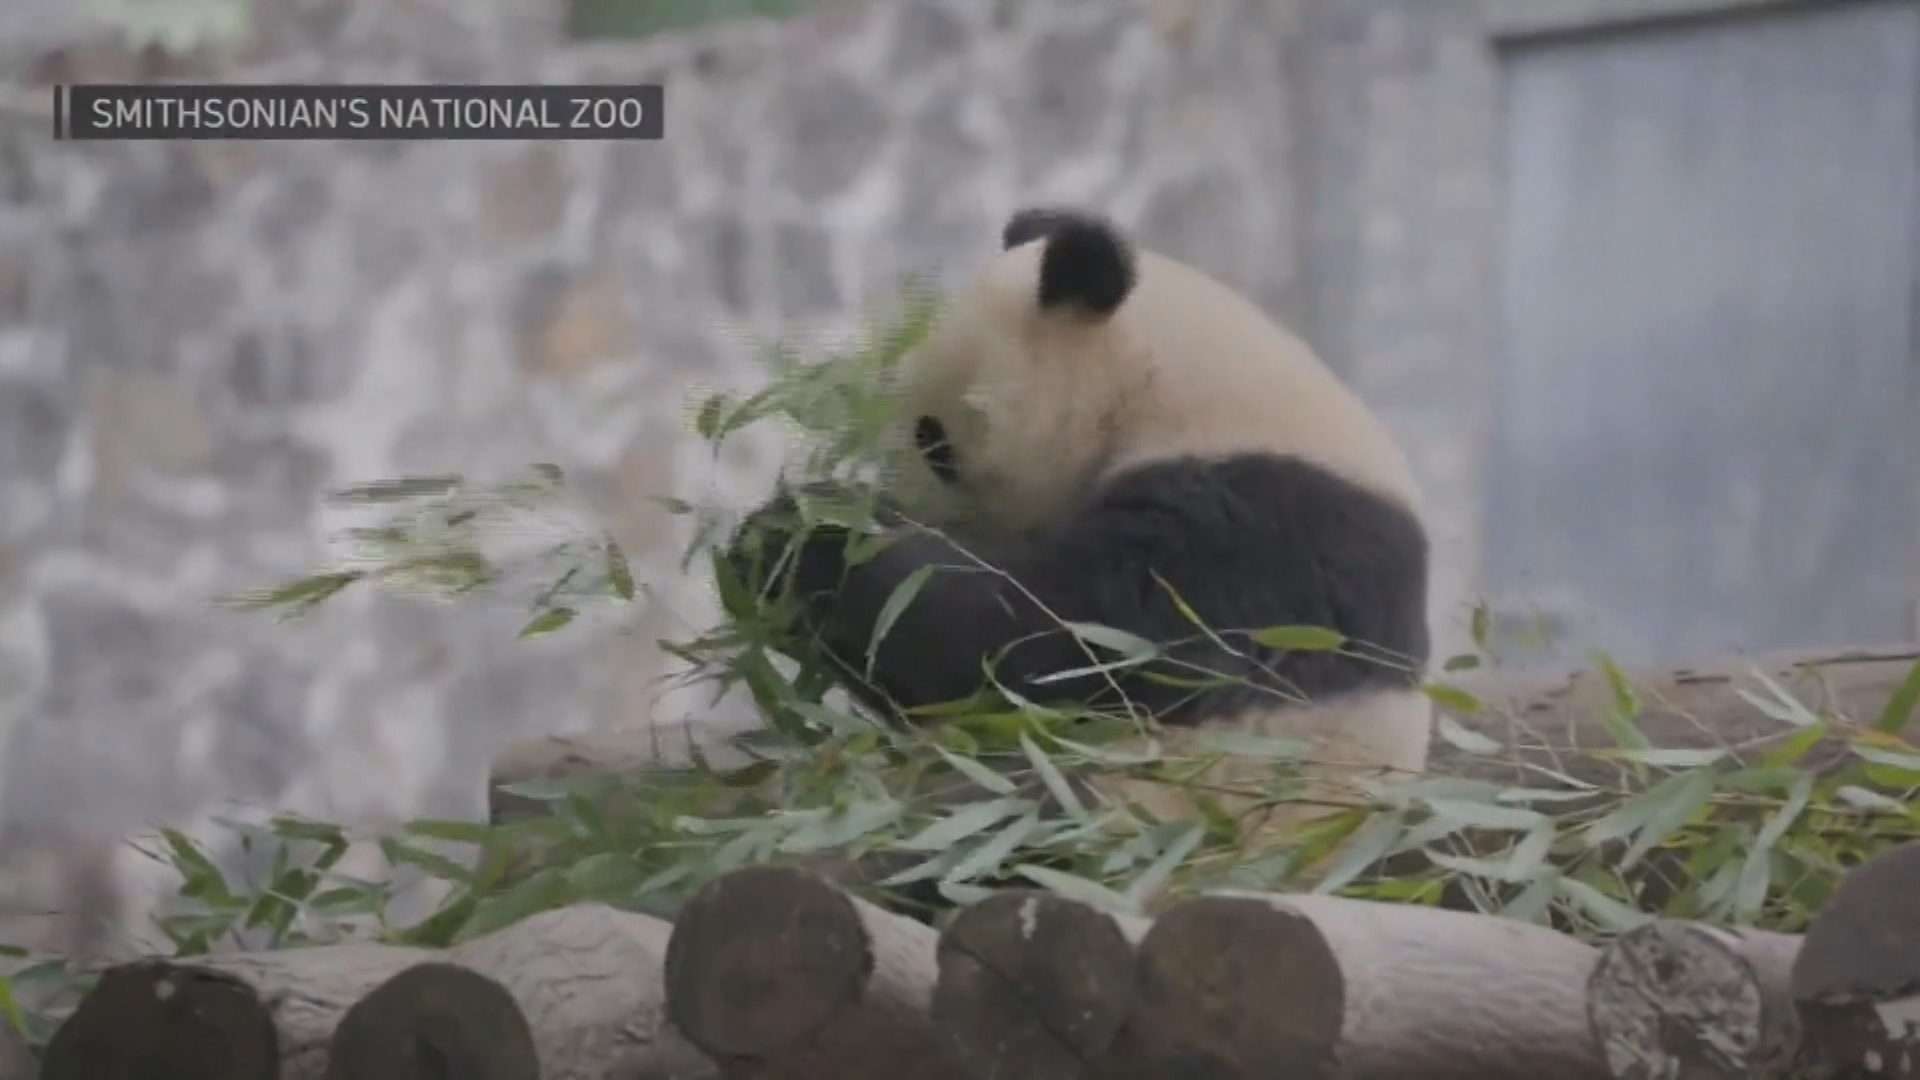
913,415,958,483
731,453,1430,724
1001,207,1081,249
1037,219,1135,315
1002,207,1137,315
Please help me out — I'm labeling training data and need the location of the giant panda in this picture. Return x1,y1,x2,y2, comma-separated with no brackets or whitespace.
727,206,1434,900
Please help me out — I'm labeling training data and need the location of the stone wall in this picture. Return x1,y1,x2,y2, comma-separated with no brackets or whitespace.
0,0,1370,948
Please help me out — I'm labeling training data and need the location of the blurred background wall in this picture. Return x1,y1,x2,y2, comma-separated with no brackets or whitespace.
0,0,1913,946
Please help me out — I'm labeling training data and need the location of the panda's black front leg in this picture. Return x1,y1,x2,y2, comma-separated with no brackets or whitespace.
724,491,1096,720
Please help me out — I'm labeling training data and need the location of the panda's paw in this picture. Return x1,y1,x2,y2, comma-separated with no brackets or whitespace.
720,482,874,614
720,490,806,605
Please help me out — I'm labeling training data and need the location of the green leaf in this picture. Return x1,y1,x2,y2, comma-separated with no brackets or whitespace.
327,475,462,503
1616,769,1717,871
1433,714,1501,754
895,799,1030,852
1063,621,1159,658
1592,653,1650,750
1741,668,1821,728
218,570,365,614
1850,745,1920,773
518,607,577,639
1874,657,1920,734
1013,864,1142,916
1600,747,1729,770
456,869,576,944
1494,786,1598,805
1717,767,1811,795
393,890,479,949
1501,871,1560,924
1733,773,1810,919
1249,625,1346,652
564,853,649,899
1126,822,1207,904
378,838,474,884
1760,721,1830,768
936,881,997,907
943,812,1042,884
160,829,227,888
604,541,637,601
0,975,23,1039
1419,798,1547,832
1835,785,1908,814
877,847,970,888
868,565,936,670
933,745,1019,795
269,816,351,844
1310,811,1405,895
1556,877,1652,932
1498,823,1557,883
309,885,387,919
1586,770,1706,849
1020,734,1087,821
1028,622,1161,686
779,800,903,854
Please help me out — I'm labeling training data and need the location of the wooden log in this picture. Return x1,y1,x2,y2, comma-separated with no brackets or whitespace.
664,863,973,1079
488,722,753,823
454,903,717,1079
931,888,1151,1078
1586,920,1833,1079
39,903,717,1080
1436,643,1920,787
41,959,282,1080
1122,891,1609,1079
1792,840,1920,1077
324,962,538,1080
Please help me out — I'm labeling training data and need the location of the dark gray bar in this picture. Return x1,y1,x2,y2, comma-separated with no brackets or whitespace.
63,84,665,141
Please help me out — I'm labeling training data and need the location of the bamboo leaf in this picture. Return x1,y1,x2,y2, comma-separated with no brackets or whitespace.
869,565,936,670
895,799,1029,853
1310,811,1405,895
1874,657,1920,735
1249,625,1347,652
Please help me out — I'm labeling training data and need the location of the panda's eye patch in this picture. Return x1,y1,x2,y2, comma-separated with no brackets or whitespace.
914,415,959,483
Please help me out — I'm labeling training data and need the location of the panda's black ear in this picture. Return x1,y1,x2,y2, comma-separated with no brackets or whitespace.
1001,208,1075,249
1036,216,1135,316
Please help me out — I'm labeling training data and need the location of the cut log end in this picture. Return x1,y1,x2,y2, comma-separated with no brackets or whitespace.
1586,921,1809,1079
665,863,876,1059
323,961,538,1080
1793,841,1920,1077
933,889,1145,1077
665,864,978,1080
1131,894,1347,1078
39,959,280,1080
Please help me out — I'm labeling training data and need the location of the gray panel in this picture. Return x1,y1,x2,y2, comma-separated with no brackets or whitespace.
1485,0,1920,669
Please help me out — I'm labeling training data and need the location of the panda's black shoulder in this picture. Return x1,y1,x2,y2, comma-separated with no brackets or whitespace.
1075,450,1432,695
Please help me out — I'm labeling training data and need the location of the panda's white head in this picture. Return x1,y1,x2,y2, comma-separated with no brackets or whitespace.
884,209,1423,537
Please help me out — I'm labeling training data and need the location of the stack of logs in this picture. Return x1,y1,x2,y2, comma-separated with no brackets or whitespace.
26,844,1920,1079
26,644,1920,1079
